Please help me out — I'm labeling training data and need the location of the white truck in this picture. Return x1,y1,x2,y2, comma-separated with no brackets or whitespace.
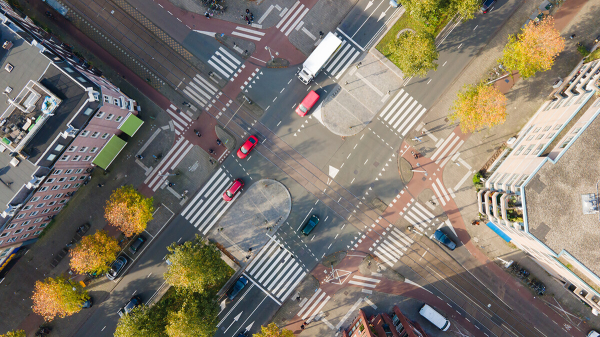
419,304,451,331
297,32,342,85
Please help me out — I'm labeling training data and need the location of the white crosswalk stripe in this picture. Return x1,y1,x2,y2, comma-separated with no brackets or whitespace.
231,26,265,41
181,169,243,234
379,89,427,136
432,178,451,207
245,236,307,302
276,1,309,36
183,74,218,108
430,132,465,168
144,137,194,192
208,47,242,79
402,202,438,233
297,288,331,323
370,226,414,267
348,275,380,288
324,38,361,79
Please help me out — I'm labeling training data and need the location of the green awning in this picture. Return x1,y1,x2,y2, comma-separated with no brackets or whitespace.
92,135,127,170
118,113,143,137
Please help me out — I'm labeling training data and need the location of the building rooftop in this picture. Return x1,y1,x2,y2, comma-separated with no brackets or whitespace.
0,148,36,208
525,104,600,275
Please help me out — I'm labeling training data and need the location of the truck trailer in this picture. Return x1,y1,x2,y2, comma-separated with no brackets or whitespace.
297,32,343,84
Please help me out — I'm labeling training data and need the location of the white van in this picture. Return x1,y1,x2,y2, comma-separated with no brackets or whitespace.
419,304,451,331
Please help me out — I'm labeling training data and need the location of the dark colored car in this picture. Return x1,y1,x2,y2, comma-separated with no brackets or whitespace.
301,215,320,236
223,179,244,202
227,276,249,300
480,0,496,13
81,297,93,309
236,331,249,337
106,256,127,280
128,236,146,254
433,230,456,251
237,135,258,159
118,296,141,317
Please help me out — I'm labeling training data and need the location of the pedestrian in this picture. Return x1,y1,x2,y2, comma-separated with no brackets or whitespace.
168,182,174,187
97,183,104,187
246,8,250,14
250,13,254,21
300,325,305,330
296,295,301,301
245,15,249,21
247,20,251,25
240,14,244,20
570,34,576,39
136,154,144,160
319,31,324,39
205,11,211,19
195,130,202,137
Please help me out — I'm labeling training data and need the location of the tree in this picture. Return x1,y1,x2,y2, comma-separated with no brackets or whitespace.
401,0,441,22
448,82,507,133
501,17,564,79
31,276,89,321
105,185,154,237
0,330,26,337
163,236,233,293
165,292,218,337
114,305,167,337
450,0,481,20
253,323,294,337
387,30,438,77
70,230,120,274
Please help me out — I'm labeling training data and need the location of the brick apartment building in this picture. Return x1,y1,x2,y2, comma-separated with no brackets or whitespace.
342,307,427,337
0,2,143,267
477,59,600,313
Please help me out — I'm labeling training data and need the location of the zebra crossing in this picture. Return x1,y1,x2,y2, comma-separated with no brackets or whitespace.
370,225,415,268
231,26,265,41
431,178,451,207
144,136,194,192
430,132,465,168
165,104,192,136
323,36,361,80
378,89,427,137
244,235,307,304
400,200,440,233
207,47,242,80
181,168,240,234
297,288,331,324
348,274,380,289
183,73,218,108
276,1,309,36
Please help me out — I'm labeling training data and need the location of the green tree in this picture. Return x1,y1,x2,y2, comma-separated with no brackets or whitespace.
105,185,154,237
0,330,26,337
501,16,564,78
70,230,120,274
450,0,481,20
401,0,441,22
388,30,438,77
253,323,294,337
448,82,507,133
164,236,233,293
31,276,89,321
114,305,167,337
165,292,219,337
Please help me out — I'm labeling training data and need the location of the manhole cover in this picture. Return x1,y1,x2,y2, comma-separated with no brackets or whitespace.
354,170,358,175
422,177,426,181
373,161,380,167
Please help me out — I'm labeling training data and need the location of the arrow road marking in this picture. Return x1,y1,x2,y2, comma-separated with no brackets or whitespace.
224,311,243,333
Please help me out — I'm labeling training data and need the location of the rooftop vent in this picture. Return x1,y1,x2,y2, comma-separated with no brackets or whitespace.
2,41,12,50
581,193,598,215
4,63,13,72
9,157,19,167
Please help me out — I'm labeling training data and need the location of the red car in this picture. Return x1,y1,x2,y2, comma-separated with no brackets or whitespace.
223,179,244,201
237,135,258,159
295,91,320,117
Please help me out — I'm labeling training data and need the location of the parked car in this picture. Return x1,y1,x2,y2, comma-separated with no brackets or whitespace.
237,135,258,159
587,330,600,337
81,297,93,309
128,236,146,254
227,276,249,300
106,256,127,280
301,215,320,236
118,296,141,317
480,0,496,13
389,0,400,7
236,331,249,337
419,304,451,331
295,91,320,117
433,230,456,251
223,179,244,202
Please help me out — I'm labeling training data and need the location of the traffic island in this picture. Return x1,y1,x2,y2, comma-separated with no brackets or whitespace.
398,157,413,185
321,251,347,269
215,125,237,151
359,255,405,282
266,57,289,68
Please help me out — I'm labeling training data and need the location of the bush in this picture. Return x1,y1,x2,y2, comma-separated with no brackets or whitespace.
577,44,590,57
473,172,483,186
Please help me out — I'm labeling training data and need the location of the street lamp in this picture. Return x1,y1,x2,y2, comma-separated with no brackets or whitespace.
411,163,427,176
158,171,179,177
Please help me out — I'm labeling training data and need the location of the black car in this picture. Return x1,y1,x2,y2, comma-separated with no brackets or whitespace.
480,0,496,13
433,230,456,251
227,276,249,300
301,215,320,236
128,236,146,254
107,256,127,280
118,296,141,317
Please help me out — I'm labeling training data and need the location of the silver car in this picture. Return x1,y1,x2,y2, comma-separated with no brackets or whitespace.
106,256,127,280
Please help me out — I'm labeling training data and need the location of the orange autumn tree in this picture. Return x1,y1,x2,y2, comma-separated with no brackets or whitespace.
31,276,89,321
449,82,507,133
105,185,154,237
501,16,565,79
70,230,120,274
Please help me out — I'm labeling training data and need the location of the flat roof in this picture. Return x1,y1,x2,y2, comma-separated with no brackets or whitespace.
525,107,600,276
0,149,36,208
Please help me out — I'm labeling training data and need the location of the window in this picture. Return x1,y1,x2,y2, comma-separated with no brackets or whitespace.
83,107,94,115
75,169,84,174
52,169,63,175
47,154,57,161
31,197,40,202
91,132,100,138
20,220,30,226
80,130,90,137
532,144,544,155
27,226,35,231
572,127,581,134
115,116,123,122
34,218,42,223
547,133,555,139
114,99,121,107
103,95,111,103
30,211,38,217
55,144,65,151
560,137,573,149
543,126,551,132
526,135,534,141
53,206,62,212
13,229,23,234
536,134,544,140
58,177,66,183
79,147,88,152
43,195,52,200
79,176,87,180
39,187,48,192
41,209,50,214
62,184,71,189
106,114,114,120
514,146,525,156
7,237,16,243
74,183,81,188
20,233,29,240
533,127,541,133
59,199,67,204
90,147,98,154
66,169,73,174
523,144,535,155
48,201,56,206
39,223,48,228
7,223,16,229
34,230,42,236
0,232,8,238
95,111,105,118
554,124,563,130
54,193,63,198
59,155,70,161
45,178,55,184
101,133,110,139
51,185,60,191
36,203,45,208
67,146,77,152
72,155,81,161
23,205,32,211
69,176,77,181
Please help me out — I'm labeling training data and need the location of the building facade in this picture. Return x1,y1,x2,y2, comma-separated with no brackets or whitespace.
478,58,600,313
342,307,427,337
0,2,143,265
